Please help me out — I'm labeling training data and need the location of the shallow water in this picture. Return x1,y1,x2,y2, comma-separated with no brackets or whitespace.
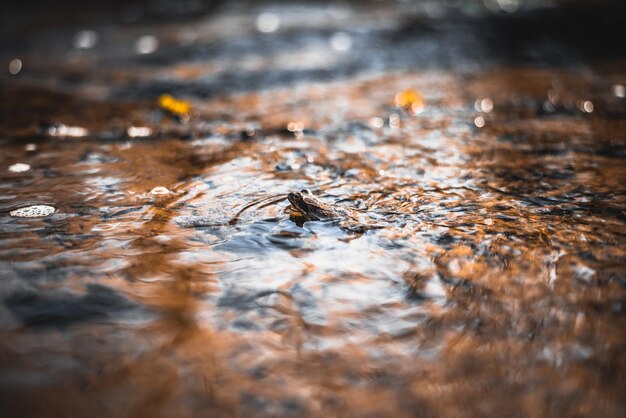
1,1,626,417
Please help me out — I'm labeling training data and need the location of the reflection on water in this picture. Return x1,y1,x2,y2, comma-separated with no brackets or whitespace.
1,1,626,417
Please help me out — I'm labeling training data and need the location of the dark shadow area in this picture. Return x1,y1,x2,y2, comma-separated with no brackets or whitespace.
5,284,141,327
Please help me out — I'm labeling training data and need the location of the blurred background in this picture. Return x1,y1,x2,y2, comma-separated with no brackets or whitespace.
2,0,626,98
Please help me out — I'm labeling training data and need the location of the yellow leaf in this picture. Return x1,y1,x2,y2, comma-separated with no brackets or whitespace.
158,94,191,115
394,89,425,115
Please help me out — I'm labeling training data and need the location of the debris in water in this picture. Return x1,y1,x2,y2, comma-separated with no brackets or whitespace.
8,163,30,173
9,205,56,218
158,94,191,122
150,186,172,195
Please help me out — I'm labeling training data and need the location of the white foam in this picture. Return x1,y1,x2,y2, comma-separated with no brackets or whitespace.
9,205,56,218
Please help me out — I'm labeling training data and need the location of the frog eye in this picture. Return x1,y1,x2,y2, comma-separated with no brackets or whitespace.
301,189,311,194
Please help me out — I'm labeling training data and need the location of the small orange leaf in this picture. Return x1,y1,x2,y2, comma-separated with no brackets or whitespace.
394,89,425,115
158,94,191,115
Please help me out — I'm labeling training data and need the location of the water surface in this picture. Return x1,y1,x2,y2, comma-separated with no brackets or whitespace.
1,1,625,417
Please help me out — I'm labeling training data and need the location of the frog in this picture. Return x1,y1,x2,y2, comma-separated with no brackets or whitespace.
287,190,356,220
287,189,377,232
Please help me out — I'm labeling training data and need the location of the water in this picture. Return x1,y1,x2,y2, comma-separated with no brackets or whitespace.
1,1,625,417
